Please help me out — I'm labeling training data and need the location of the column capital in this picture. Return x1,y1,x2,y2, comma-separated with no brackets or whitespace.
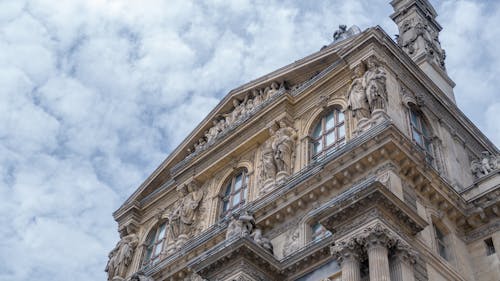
357,223,396,250
330,239,361,264
392,243,417,265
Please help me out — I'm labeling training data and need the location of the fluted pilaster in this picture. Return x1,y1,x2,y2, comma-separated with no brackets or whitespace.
331,240,361,281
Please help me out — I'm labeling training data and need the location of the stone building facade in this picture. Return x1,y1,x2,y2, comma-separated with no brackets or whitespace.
106,1,500,280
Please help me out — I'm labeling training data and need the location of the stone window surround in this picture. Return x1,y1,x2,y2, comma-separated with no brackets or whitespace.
310,106,346,159
219,168,250,218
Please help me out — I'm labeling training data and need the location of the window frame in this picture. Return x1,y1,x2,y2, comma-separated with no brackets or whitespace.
310,108,345,159
143,221,168,266
220,169,249,217
409,108,434,165
433,223,448,261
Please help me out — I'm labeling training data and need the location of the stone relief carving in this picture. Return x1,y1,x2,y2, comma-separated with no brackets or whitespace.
347,56,389,133
397,17,446,69
105,229,139,281
162,180,204,253
187,81,288,156
471,151,499,179
260,120,297,195
225,211,274,255
282,227,301,257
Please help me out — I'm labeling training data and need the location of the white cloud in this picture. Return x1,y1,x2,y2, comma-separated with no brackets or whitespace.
0,0,498,281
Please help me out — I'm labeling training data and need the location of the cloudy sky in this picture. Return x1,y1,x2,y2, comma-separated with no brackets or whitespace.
0,0,498,280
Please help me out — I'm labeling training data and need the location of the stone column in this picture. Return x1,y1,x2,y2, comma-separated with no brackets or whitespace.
331,240,361,281
360,225,394,281
390,244,416,281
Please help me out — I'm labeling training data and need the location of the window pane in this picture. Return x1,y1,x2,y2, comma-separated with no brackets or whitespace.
413,129,423,146
326,112,335,129
242,188,247,201
313,142,322,155
337,111,344,123
422,122,430,137
326,131,336,146
144,247,153,262
224,183,232,196
312,122,322,138
154,242,163,256
410,110,419,126
234,173,243,190
157,223,166,239
232,191,241,206
338,124,345,138
222,200,229,212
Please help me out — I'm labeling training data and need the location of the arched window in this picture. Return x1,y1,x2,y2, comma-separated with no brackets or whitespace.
409,108,433,165
143,222,167,266
311,108,345,158
221,169,249,216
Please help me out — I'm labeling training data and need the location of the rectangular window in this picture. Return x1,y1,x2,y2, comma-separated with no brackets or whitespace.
434,224,448,260
485,238,496,256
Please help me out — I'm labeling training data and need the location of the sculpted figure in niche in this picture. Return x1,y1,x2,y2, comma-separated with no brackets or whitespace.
261,137,277,181
364,56,387,112
168,181,204,243
282,228,300,257
347,63,370,123
105,230,139,281
272,120,297,174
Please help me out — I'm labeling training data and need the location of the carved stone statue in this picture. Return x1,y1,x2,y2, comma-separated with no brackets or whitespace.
364,56,387,112
333,25,348,41
265,82,280,98
251,228,274,254
105,231,139,281
261,139,277,181
347,63,370,123
226,212,274,255
471,151,499,179
167,181,203,246
282,228,300,257
333,24,361,42
226,211,255,239
252,89,263,107
272,121,297,174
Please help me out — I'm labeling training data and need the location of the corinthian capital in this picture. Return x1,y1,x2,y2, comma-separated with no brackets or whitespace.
392,242,417,265
357,223,396,249
330,239,360,263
